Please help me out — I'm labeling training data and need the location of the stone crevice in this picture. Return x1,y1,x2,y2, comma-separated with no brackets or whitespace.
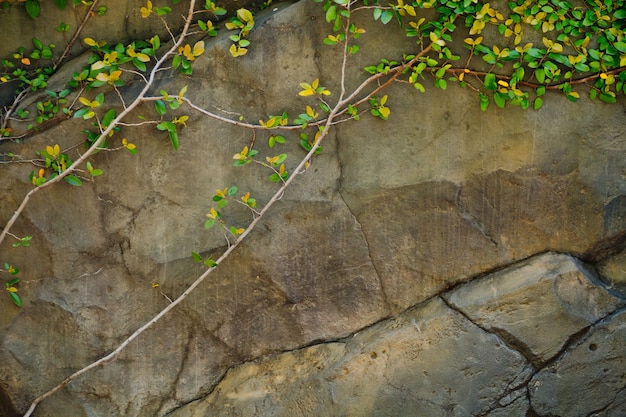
454,184,499,248
334,131,392,312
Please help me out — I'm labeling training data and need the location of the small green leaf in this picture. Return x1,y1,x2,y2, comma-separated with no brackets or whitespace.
155,100,167,116
269,173,280,182
484,73,497,90
479,92,489,111
204,219,215,229
380,10,393,24
9,291,22,307
32,37,43,50
101,109,116,128
65,174,82,186
191,252,203,263
325,5,336,22
227,186,238,196
168,129,179,151
533,97,543,110
535,69,546,84
25,0,41,18
599,92,616,103
493,92,507,108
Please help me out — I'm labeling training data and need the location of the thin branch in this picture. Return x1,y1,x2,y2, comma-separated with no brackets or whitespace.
53,0,100,71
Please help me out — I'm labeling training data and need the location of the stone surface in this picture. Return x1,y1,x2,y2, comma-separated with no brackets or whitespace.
529,309,626,417
167,252,625,417
443,252,625,366
167,297,533,417
0,0,625,416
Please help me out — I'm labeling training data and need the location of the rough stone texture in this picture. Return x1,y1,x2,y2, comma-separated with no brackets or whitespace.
530,309,626,417
167,253,625,417
0,0,625,416
443,252,625,367
167,297,533,417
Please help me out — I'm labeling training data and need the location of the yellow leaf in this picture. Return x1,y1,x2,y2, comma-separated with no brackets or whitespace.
551,43,563,53
299,89,314,97
96,72,109,82
79,96,92,107
21,57,30,66
311,78,319,89
241,192,250,202
6,286,17,293
497,80,509,87
140,1,152,18
91,61,106,71
136,52,151,62
237,8,253,23
379,106,390,119
306,105,318,118
193,41,205,57
84,37,97,47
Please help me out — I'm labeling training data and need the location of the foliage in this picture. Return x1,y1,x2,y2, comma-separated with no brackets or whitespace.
0,0,623,414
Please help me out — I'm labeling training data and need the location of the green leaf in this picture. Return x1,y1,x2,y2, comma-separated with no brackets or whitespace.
380,10,393,24
413,82,425,92
493,92,507,108
157,121,176,131
536,85,546,96
9,291,22,307
155,100,167,116
479,93,489,111
204,258,217,267
227,186,238,196
25,0,41,18
133,59,147,72
32,37,43,50
484,73,497,90
599,92,616,103
535,68,546,84
533,97,543,110
614,42,626,53
269,173,280,182
65,174,82,186
168,129,179,151
325,5,337,22
54,0,67,9
615,9,626,19
191,252,203,263
101,109,116,128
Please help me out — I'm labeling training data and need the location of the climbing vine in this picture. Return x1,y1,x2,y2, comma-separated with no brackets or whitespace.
0,0,623,414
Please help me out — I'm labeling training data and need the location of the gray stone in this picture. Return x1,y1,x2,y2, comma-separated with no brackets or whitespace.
167,297,532,417
529,309,626,417
444,252,625,366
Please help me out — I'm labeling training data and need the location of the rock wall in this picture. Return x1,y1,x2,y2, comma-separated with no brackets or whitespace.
0,1,625,416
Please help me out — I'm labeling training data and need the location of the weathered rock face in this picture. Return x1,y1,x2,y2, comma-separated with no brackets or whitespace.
166,253,623,417
0,1,625,416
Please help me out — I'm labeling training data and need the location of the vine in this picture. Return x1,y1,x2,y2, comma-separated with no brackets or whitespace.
0,0,623,414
